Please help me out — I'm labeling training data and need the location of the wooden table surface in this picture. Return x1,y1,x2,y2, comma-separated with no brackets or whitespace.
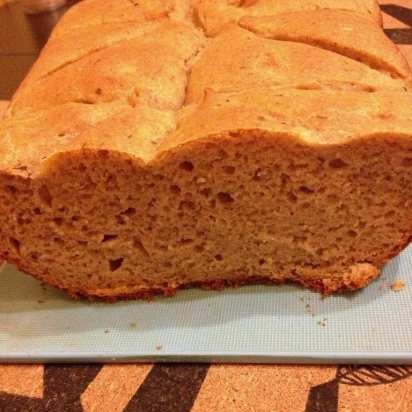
0,1,412,411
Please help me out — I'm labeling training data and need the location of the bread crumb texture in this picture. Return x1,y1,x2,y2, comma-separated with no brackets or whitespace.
0,0,411,300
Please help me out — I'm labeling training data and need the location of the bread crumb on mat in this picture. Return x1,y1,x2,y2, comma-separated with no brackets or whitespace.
391,279,406,292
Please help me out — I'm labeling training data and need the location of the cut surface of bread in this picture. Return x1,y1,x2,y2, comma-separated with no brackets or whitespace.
0,0,411,300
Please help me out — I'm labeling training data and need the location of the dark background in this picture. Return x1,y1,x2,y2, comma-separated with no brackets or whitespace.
0,0,80,99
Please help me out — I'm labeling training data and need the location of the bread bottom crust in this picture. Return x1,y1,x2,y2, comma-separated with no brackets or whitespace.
2,231,410,303
2,254,379,302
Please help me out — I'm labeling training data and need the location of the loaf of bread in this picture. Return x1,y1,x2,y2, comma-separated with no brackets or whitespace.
0,0,411,300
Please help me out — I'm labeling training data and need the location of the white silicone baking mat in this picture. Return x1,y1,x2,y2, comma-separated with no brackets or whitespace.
0,245,411,364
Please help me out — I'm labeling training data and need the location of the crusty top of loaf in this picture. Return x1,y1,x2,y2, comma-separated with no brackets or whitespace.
0,0,411,176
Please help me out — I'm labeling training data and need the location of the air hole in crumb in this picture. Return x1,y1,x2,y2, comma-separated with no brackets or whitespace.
95,87,102,95
299,186,314,194
31,252,39,260
179,200,195,210
217,192,234,204
9,237,20,254
78,163,87,172
54,237,63,245
33,208,41,215
98,150,109,159
195,244,205,253
6,185,17,195
72,216,81,222
179,238,193,245
134,238,149,257
122,207,136,217
385,210,396,218
179,161,194,172
218,149,228,159
102,234,118,243
329,158,347,169
38,185,52,207
215,254,223,261
17,216,25,225
170,185,181,194
253,169,262,181
316,248,325,257
238,0,259,8
287,192,297,203
293,235,307,243
327,194,338,203
200,187,211,197
259,258,266,265
109,258,124,272
402,158,412,167
53,217,64,226
348,230,357,238
223,165,236,174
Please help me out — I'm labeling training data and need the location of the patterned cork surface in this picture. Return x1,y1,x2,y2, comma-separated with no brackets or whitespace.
0,1,411,411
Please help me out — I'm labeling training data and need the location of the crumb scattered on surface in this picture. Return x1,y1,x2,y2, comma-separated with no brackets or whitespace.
305,303,315,316
37,300,45,304
391,279,405,292
129,322,137,328
156,345,162,350
317,318,327,327
104,329,110,334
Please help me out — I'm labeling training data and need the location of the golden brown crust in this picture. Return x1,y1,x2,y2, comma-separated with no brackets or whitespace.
239,10,411,79
196,0,383,36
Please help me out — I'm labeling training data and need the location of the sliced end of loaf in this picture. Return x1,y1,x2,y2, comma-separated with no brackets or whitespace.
1,129,411,300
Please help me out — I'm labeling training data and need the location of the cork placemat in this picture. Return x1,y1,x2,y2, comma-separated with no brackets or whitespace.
0,1,412,411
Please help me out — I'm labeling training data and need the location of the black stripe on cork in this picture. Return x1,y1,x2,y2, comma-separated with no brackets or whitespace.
0,393,43,412
0,364,102,412
381,4,412,26
305,379,339,412
42,364,103,412
384,28,412,44
304,366,412,412
124,363,210,412
381,4,412,44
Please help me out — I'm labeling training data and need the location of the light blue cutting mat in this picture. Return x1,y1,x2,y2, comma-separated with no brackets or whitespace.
0,246,411,364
